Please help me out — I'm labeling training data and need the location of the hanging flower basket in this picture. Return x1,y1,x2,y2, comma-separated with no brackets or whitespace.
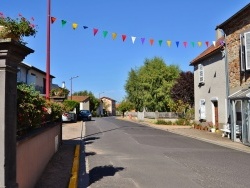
0,16,37,44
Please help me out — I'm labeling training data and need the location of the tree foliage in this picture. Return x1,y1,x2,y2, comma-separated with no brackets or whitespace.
117,100,134,117
125,57,180,112
170,71,194,108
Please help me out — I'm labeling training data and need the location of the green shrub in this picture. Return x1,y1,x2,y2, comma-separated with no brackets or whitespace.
155,119,167,125
175,119,185,125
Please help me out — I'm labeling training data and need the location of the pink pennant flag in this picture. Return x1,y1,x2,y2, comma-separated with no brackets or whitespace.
29,24,35,28
31,17,35,21
150,39,154,46
205,41,209,47
0,12,4,18
183,41,187,48
122,35,127,42
93,28,98,36
18,13,22,17
131,36,136,44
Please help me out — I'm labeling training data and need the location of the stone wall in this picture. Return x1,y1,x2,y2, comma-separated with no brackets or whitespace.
223,7,250,90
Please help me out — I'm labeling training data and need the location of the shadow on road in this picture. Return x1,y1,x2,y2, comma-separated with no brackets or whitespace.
89,165,125,186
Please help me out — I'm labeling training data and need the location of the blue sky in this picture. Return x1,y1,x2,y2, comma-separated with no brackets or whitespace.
1,0,249,102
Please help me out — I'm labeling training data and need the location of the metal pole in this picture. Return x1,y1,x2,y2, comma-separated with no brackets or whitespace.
46,0,51,99
70,76,79,100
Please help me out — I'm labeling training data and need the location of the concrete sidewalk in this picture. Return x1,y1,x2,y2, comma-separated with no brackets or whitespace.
119,117,250,154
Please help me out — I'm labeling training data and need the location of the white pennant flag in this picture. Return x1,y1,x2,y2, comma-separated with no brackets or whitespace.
212,41,216,46
131,36,136,44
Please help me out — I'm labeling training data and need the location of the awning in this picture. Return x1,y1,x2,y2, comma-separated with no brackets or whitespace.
228,88,250,100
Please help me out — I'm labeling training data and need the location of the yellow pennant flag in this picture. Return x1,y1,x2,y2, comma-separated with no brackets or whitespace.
112,32,117,40
198,41,202,47
72,23,78,30
167,40,171,47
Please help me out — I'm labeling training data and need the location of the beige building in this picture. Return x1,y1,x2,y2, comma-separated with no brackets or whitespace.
101,96,116,116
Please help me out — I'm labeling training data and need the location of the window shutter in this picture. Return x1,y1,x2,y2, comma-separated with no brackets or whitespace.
198,64,204,83
244,32,250,70
199,99,206,119
240,34,245,72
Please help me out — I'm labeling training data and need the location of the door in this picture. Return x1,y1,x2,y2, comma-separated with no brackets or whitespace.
214,101,219,128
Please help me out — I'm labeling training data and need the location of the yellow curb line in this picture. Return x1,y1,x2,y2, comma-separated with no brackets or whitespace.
68,145,80,188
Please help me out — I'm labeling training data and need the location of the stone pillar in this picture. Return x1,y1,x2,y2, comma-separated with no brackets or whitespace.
0,39,34,188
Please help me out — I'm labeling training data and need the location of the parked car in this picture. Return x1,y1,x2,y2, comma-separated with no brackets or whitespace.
62,112,77,123
78,110,92,121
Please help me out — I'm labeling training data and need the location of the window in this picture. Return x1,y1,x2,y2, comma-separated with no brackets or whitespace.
240,32,250,71
198,64,204,84
199,99,206,120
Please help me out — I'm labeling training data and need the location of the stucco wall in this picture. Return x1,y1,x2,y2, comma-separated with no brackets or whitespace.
16,124,61,188
194,52,227,127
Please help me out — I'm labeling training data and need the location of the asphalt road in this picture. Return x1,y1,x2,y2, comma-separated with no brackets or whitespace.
84,117,250,188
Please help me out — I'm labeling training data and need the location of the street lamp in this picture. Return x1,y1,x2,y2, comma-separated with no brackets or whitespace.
70,76,79,100
99,92,104,116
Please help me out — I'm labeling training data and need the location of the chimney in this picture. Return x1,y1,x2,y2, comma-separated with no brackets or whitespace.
216,28,224,40
62,81,65,88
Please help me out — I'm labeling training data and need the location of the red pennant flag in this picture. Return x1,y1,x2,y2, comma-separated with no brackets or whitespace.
183,41,187,48
205,41,209,47
51,17,56,24
122,35,127,42
93,28,98,36
150,39,154,46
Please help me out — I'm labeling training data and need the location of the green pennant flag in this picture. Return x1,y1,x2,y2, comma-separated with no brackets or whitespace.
61,20,67,27
191,42,195,47
158,40,163,46
103,31,108,38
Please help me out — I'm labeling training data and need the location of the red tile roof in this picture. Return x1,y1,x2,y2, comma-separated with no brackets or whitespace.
68,95,89,102
189,37,224,66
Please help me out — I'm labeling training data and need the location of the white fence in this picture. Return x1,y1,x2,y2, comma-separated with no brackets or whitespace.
127,111,183,120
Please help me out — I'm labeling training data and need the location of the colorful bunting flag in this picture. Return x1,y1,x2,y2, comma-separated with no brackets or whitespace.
141,38,145,45
103,31,108,38
205,41,209,47
176,41,179,48
72,23,78,30
191,42,195,47
212,41,216,46
61,20,67,27
51,17,56,24
183,41,187,48
18,13,22,17
198,41,202,47
112,33,117,40
150,39,154,46
167,40,171,47
93,28,98,36
158,40,163,46
131,36,136,44
83,26,88,29
122,35,127,42
31,17,35,21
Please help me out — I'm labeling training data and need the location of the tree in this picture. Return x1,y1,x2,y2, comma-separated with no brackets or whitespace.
117,100,134,117
73,90,99,112
125,57,180,111
170,71,194,108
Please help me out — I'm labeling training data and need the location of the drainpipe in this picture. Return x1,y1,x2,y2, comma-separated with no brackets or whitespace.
219,28,234,140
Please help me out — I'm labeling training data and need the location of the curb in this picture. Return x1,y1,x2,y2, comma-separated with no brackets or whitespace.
68,145,80,188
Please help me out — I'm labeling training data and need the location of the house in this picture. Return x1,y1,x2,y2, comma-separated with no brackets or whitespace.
191,3,250,145
69,96,90,111
190,37,227,129
17,62,54,95
101,96,116,116
215,3,250,145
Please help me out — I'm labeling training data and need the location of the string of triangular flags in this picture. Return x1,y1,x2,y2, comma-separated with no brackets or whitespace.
0,12,224,48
